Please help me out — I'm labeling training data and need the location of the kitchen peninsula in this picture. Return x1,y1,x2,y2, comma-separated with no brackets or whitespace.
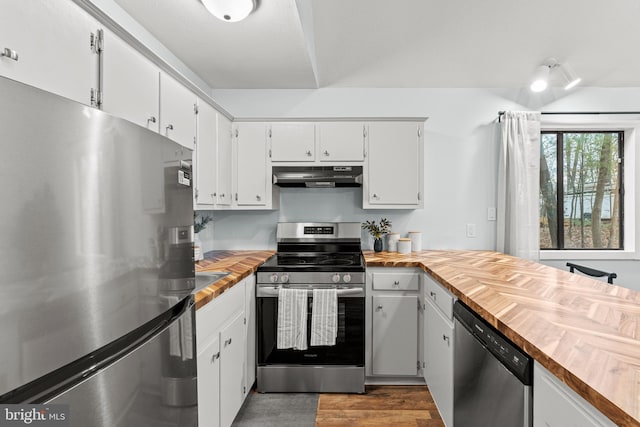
196,249,640,425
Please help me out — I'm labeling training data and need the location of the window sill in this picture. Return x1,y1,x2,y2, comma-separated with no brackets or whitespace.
540,250,638,261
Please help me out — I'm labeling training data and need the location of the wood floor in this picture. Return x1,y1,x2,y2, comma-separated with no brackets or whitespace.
315,385,445,427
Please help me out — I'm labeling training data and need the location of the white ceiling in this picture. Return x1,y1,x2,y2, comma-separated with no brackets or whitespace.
113,0,640,90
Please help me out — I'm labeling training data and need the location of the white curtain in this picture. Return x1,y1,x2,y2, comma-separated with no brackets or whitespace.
497,111,541,261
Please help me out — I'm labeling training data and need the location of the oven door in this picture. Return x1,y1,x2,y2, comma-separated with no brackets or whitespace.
256,286,364,366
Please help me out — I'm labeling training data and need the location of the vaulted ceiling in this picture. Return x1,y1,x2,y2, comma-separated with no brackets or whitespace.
113,0,640,90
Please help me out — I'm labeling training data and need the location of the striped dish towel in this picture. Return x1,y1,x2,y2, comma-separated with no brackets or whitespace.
277,288,308,350
310,288,338,347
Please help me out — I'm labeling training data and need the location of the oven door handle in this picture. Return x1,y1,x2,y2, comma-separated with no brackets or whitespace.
256,286,364,298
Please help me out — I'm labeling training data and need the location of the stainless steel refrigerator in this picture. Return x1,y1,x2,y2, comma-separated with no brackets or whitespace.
0,76,198,426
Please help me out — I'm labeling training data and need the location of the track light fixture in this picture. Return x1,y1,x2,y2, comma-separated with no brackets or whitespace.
202,0,255,22
529,58,581,92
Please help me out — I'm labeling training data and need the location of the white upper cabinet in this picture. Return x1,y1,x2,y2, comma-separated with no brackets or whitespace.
216,114,233,207
318,122,366,162
365,121,424,209
101,30,159,132
194,100,217,209
0,0,99,105
235,122,268,207
160,72,196,150
269,123,316,162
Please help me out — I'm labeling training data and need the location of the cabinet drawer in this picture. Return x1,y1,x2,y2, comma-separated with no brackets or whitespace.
424,274,454,320
196,280,245,348
372,271,419,291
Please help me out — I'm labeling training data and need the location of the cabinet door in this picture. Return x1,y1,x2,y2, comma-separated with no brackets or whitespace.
372,295,418,376
367,122,421,206
244,275,256,396
194,100,217,208
235,123,267,206
160,72,196,150
216,114,233,206
220,312,246,427
424,300,454,427
197,334,220,427
270,123,315,162
0,0,98,105
102,31,159,132
318,122,365,162
533,363,616,427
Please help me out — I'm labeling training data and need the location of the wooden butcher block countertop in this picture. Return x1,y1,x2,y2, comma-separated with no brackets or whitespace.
365,250,640,426
193,250,274,309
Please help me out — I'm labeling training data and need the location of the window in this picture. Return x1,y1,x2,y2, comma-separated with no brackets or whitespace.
540,131,624,250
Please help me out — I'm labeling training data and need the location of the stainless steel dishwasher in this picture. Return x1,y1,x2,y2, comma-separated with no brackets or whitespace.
453,301,533,427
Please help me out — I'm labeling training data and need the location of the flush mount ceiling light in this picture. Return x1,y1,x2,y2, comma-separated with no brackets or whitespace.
202,0,255,22
529,57,582,92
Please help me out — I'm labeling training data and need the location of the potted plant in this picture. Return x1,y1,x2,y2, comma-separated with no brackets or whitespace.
361,218,392,252
194,213,213,261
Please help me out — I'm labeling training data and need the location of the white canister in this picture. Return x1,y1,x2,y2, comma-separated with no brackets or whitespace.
387,233,400,252
408,231,422,252
397,238,411,254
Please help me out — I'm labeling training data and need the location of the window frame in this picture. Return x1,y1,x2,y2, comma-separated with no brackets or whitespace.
540,129,625,251
539,115,640,261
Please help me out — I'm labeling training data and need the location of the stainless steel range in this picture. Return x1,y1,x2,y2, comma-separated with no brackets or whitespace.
256,222,365,393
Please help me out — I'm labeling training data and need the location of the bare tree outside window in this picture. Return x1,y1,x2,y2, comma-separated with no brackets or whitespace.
540,131,623,250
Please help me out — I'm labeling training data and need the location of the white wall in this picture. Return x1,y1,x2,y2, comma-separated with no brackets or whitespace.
204,86,640,291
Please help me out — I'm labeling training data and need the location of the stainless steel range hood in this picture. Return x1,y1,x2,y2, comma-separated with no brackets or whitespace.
272,166,363,188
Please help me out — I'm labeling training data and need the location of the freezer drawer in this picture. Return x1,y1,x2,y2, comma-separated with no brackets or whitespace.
47,304,197,427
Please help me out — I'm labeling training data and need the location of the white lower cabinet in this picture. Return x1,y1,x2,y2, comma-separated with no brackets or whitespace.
424,298,454,427
196,276,255,427
422,273,455,426
196,334,220,427
368,268,421,378
533,362,616,427
372,295,418,376
219,312,246,427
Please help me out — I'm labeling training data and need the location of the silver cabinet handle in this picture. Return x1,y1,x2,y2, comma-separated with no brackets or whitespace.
306,150,312,156
147,116,156,125
376,305,383,310
211,352,220,362
220,193,225,197
443,334,450,346
323,150,330,156
393,280,400,285
166,124,174,132
256,194,261,201
430,291,436,301
224,338,232,347
1,48,19,61
372,193,379,199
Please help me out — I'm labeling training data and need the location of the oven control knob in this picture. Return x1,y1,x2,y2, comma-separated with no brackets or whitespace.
280,274,290,283
332,273,341,283
343,274,351,283
270,273,279,283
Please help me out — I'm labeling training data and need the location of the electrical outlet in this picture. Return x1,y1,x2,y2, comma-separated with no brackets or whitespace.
487,207,497,221
466,223,477,238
